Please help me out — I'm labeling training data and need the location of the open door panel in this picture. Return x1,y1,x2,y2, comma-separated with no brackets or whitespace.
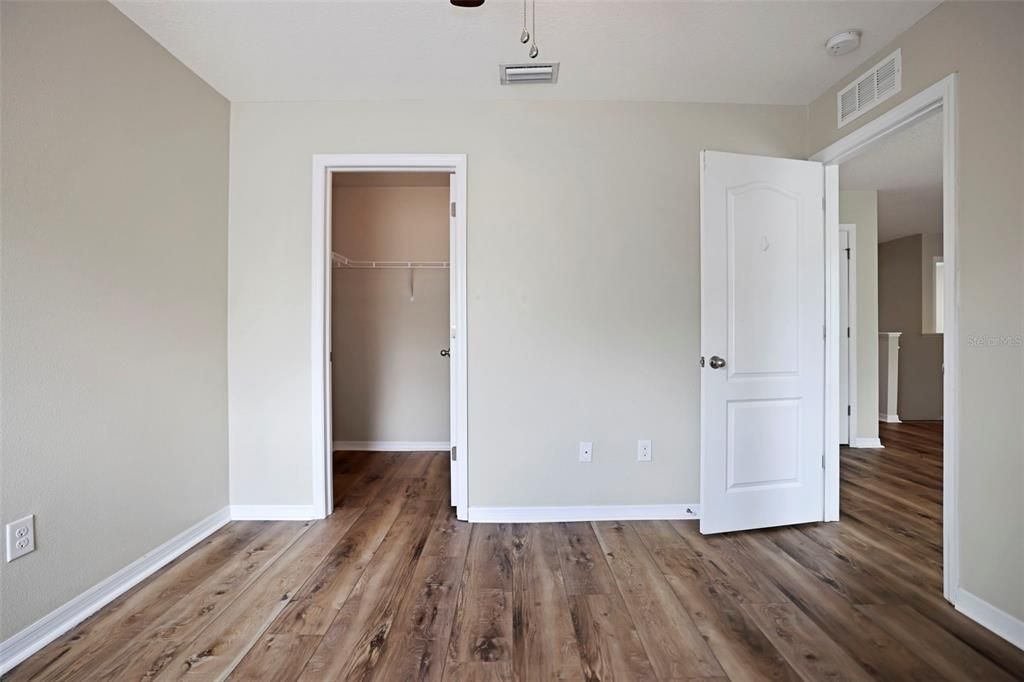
699,151,825,534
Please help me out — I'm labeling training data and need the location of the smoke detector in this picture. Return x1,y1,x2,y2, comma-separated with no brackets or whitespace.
825,30,862,57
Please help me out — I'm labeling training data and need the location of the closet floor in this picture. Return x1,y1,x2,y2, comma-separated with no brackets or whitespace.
8,436,1023,680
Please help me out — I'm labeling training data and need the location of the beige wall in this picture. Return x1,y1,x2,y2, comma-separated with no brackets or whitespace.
808,1,1024,619
0,1,230,638
921,233,943,334
839,191,880,442
227,101,806,508
878,333,900,418
878,235,943,421
331,183,450,443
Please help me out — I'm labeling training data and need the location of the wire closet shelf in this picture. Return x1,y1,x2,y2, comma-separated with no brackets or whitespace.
331,251,449,270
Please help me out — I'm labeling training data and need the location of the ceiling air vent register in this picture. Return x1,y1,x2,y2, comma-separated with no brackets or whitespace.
837,49,902,128
500,63,559,85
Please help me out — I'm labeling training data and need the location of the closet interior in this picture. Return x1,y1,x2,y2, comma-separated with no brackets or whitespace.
330,171,452,505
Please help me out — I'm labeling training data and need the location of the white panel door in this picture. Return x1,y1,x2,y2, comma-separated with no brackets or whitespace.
324,176,335,511
839,229,851,445
700,151,825,534
447,176,461,510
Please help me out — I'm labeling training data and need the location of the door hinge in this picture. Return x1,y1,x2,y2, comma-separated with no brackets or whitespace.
329,351,333,362
451,445,457,462
847,405,851,416
823,325,827,340
450,201,456,218
822,453,826,468
847,327,851,338
822,197,826,212
845,247,851,260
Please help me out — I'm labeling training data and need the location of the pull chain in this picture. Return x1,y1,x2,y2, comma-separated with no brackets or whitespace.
520,0,530,43
529,0,539,58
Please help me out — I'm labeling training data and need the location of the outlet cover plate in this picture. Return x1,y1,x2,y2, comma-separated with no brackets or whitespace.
579,441,593,463
637,440,652,462
6,514,35,562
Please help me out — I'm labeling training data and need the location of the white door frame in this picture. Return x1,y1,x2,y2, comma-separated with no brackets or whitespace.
839,223,858,447
310,153,469,521
812,74,958,603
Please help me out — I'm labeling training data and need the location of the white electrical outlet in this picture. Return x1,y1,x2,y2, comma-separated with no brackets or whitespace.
637,440,652,462
579,441,593,463
6,515,35,562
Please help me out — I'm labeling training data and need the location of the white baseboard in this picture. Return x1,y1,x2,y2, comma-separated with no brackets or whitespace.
852,437,885,448
0,507,231,675
955,588,1024,650
229,505,319,521
467,504,700,523
879,413,902,423
333,441,450,452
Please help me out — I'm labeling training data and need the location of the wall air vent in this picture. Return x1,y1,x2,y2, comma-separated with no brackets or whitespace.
500,63,559,85
837,49,901,128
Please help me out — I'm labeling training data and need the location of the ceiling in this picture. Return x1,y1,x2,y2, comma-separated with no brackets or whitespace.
840,110,942,243
112,0,938,104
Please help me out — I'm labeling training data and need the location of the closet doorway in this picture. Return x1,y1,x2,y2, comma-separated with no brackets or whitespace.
312,155,468,521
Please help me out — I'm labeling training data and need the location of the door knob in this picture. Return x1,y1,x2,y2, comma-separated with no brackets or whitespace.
709,355,726,369
440,348,450,358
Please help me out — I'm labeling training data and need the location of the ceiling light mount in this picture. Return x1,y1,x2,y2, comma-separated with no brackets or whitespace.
825,30,862,57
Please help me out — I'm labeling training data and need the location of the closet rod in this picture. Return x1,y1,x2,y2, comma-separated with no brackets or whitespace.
331,251,448,270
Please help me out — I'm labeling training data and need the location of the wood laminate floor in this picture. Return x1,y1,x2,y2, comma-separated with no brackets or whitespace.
7,421,1023,680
